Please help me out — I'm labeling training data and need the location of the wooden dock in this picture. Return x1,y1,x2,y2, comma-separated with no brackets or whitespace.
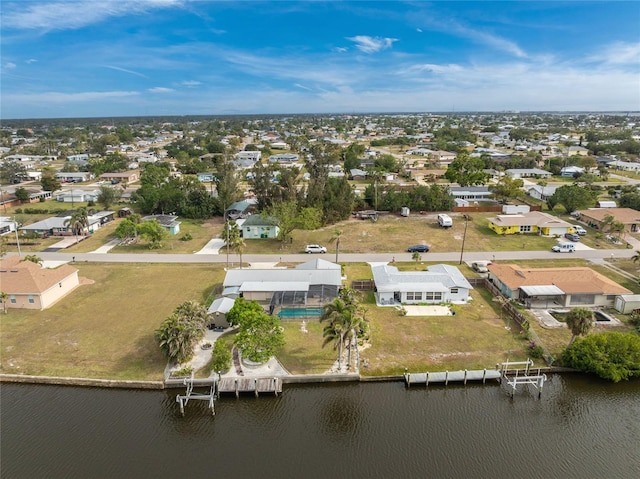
404,368,501,386
217,377,282,398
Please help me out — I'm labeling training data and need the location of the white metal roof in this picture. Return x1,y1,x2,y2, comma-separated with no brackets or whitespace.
520,285,565,296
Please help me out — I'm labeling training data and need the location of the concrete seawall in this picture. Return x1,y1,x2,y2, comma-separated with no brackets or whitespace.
0,374,164,390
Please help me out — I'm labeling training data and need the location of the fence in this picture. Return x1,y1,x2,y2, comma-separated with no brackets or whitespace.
351,280,375,291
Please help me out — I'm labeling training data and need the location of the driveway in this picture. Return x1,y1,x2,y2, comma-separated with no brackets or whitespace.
195,238,225,254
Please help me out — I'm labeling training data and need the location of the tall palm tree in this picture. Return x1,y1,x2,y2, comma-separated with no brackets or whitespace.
64,207,89,245
566,307,594,346
330,229,343,263
321,298,353,371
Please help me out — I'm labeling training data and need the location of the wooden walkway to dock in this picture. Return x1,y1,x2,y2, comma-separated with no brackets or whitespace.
404,368,500,386
218,377,282,397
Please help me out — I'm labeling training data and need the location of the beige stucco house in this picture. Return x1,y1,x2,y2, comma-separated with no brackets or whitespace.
0,256,80,310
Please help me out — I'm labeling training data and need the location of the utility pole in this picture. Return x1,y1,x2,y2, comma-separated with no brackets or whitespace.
459,214,469,265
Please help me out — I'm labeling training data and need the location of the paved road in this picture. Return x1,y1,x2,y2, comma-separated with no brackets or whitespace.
13,248,638,264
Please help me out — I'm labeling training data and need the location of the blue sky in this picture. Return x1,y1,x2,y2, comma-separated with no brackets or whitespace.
1,1,639,119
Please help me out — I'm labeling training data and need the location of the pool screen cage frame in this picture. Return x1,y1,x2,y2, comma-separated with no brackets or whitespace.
269,285,339,310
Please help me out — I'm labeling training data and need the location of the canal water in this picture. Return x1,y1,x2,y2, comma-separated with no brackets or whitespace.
2,375,639,479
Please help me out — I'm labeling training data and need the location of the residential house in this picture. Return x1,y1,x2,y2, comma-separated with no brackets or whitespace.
20,211,115,237
197,172,215,183
560,166,585,177
225,200,254,220
241,214,279,239
0,256,80,310
100,170,140,184
269,153,298,163
505,168,552,179
349,168,368,180
222,258,342,313
606,160,640,172
141,214,181,235
56,171,94,183
487,263,631,309
576,207,640,233
371,263,473,306
56,189,100,203
527,185,558,201
206,296,235,328
0,217,17,235
449,186,492,202
567,146,589,156
237,151,261,162
488,211,573,236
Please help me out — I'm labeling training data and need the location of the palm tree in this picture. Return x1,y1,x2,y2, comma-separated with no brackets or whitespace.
155,301,208,363
566,307,594,346
320,298,354,371
412,252,421,263
330,229,343,263
64,207,89,245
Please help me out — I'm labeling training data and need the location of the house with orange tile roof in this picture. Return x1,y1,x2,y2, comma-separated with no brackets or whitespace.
487,263,631,309
0,256,80,310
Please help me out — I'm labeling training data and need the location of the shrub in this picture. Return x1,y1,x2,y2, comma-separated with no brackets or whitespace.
179,233,193,241
562,332,640,382
211,340,232,373
527,341,544,359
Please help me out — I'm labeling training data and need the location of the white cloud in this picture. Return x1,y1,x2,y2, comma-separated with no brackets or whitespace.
294,83,312,91
148,87,174,93
25,59,37,64
588,41,640,65
454,25,526,58
333,47,348,53
3,62,17,70
181,80,201,87
346,36,398,53
3,0,184,32
416,28,423,33
104,65,148,78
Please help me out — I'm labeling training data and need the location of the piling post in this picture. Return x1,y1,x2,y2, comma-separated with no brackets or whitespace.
235,378,239,398
273,377,278,396
254,378,259,398
405,368,410,387
482,369,487,383
426,372,429,387
464,369,468,385
445,370,449,386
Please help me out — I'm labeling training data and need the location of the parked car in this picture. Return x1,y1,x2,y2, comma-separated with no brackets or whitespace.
471,261,490,273
564,232,580,242
552,242,575,253
572,225,587,235
305,244,327,254
407,244,430,253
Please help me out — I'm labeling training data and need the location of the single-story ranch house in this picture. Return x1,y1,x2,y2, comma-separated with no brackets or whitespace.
141,214,181,235
576,208,640,234
371,263,473,306
487,263,631,309
0,256,80,310
241,214,279,239
222,258,342,315
488,211,573,236
20,211,115,237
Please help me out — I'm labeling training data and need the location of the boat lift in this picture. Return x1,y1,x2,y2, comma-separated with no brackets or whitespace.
175,374,216,416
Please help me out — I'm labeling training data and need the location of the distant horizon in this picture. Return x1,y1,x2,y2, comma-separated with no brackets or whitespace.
2,110,640,124
2,1,639,119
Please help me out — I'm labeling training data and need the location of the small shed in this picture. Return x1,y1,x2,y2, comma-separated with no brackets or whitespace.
401,207,410,217
207,297,235,328
614,294,640,314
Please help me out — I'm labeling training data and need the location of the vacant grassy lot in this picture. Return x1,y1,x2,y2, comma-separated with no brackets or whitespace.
0,263,223,380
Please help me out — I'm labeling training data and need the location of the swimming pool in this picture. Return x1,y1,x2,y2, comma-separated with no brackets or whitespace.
278,307,323,319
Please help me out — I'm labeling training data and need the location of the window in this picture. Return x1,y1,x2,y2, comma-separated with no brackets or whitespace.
424,292,442,301
406,292,423,301
569,294,595,305
520,225,532,233
28,295,34,303
450,288,459,294
10,295,16,304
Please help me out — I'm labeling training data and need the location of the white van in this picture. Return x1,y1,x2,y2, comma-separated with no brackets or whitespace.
437,213,453,228
552,242,575,253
